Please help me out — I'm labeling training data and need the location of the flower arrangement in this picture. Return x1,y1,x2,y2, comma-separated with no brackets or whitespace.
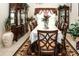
42,15,50,22
42,15,50,29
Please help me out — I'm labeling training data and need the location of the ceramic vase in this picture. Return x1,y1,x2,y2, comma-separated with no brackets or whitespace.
2,31,14,48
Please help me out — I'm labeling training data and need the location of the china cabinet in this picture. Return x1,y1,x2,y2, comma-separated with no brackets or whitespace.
9,3,29,41
57,5,69,55
58,5,69,33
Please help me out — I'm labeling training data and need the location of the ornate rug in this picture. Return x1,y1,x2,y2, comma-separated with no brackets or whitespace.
14,38,78,56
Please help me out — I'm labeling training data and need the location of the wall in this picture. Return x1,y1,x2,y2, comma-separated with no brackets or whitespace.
0,3,9,48
69,3,79,25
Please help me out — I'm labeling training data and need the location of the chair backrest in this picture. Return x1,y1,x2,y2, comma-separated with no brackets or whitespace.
29,21,33,31
37,30,58,55
32,19,37,28
29,19,37,31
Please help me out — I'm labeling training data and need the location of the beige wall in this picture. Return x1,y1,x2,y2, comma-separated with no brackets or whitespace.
70,3,79,25
0,3,9,47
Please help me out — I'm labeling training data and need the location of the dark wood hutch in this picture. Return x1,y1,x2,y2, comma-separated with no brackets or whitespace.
57,5,69,33
9,3,29,41
57,5,69,55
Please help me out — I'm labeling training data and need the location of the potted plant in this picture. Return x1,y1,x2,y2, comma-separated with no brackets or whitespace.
68,23,79,40
5,18,11,31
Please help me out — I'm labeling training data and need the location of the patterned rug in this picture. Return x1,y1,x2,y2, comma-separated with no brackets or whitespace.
14,39,30,56
14,38,78,56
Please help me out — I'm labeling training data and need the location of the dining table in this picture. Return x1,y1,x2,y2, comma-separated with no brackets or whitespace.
29,25,63,44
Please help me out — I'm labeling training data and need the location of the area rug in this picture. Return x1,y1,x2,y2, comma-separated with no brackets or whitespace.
14,38,78,56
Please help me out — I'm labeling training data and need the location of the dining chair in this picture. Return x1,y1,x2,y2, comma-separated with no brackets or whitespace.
36,30,58,56
32,19,37,29
29,19,37,31
29,21,33,31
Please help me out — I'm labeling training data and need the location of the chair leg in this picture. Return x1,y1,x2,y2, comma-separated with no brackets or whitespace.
62,39,67,56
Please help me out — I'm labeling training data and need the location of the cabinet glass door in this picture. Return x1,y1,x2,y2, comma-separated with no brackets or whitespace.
21,9,25,24
10,10,15,25
17,10,21,25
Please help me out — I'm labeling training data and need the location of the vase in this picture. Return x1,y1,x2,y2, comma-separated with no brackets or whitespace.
2,31,14,48
44,21,48,29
